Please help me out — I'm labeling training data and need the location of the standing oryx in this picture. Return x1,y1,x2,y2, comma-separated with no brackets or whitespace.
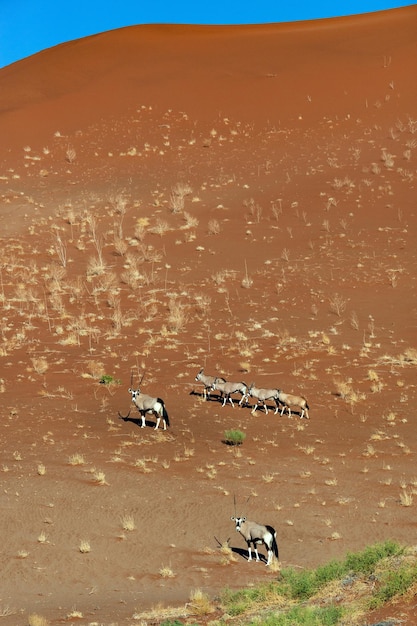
277,389,310,419
211,379,248,408
119,387,170,430
195,368,226,401
231,515,279,566
247,383,281,415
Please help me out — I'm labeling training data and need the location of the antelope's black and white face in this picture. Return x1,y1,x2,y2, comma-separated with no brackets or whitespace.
195,369,203,382
231,516,246,532
128,388,141,401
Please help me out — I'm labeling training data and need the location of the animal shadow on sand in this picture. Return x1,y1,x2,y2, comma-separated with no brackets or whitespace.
189,389,224,402
231,545,269,564
118,413,160,429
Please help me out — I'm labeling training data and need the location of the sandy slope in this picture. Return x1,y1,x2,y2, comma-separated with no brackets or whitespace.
0,6,416,625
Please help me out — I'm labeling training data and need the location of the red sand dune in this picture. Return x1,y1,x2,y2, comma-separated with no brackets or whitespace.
0,6,416,144
0,6,417,625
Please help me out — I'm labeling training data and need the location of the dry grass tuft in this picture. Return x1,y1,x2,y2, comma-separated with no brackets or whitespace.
28,614,49,626
92,470,108,485
68,453,85,465
121,514,136,531
188,589,215,616
79,539,91,553
159,564,176,578
37,463,46,475
399,490,413,507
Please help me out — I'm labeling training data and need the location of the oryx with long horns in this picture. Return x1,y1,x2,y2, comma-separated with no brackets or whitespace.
118,371,170,430
231,497,278,566
247,383,281,415
194,368,226,401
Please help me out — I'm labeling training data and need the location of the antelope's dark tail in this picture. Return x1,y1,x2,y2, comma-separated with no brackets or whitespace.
159,398,170,427
272,533,279,559
266,525,279,559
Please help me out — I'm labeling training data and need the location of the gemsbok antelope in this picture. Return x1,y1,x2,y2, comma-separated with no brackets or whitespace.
277,389,310,419
231,515,279,566
118,388,170,430
247,383,280,414
211,379,248,407
194,368,226,401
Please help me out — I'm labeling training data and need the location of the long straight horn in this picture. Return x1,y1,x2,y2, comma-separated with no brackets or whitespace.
139,370,145,387
130,370,134,388
233,494,237,517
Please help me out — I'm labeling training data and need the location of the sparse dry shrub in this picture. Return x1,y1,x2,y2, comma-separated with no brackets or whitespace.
377,348,417,367
110,191,129,215
403,348,417,364
53,233,67,267
271,199,283,220
182,211,199,228
281,248,290,262
121,514,136,531
169,182,192,213
37,463,46,476
79,540,91,553
384,411,396,425
94,271,119,296
65,146,76,163
241,275,253,289
45,263,66,291
110,304,125,335
86,255,107,276
217,540,236,564
334,379,364,413
159,564,176,578
31,357,49,375
194,293,211,315
243,197,262,222
350,311,359,330
332,176,355,190
381,149,395,168
68,453,85,466
134,217,149,241
399,490,413,507
86,360,105,379
167,298,187,332
150,218,170,237
207,219,221,235
113,236,128,256
134,459,152,473
92,470,108,485
188,589,215,616
329,293,347,317
121,266,144,290
28,614,49,626
17,549,29,558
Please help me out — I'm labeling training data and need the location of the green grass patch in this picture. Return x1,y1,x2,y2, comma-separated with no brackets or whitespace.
224,429,246,445
369,560,417,609
247,605,344,625
99,374,121,385
221,540,406,621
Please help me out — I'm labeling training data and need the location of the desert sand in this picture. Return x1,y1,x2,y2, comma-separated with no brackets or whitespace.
0,6,416,624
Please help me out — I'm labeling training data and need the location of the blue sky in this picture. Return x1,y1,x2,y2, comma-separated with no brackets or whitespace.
0,0,415,68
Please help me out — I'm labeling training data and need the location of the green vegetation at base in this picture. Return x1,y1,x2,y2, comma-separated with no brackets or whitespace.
153,542,417,626
220,540,417,624
247,605,344,626
369,561,417,609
